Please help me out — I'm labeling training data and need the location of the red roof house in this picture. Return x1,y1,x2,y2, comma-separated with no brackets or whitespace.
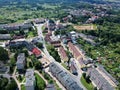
59,46,68,62
32,48,41,57
68,42,82,60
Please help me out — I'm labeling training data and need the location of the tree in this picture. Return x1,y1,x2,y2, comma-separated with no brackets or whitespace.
36,42,43,49
34,60,43,70
5,79,17,90
21,50,29,57
0,47,9,62
0,77,8,89
83,73,86,78
85,76,91,83
47,45,61,62
29,62,33,68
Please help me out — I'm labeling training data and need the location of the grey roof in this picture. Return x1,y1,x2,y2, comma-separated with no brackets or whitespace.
49,62,83,90
97,65,119,85
16,53,25,64
46,84,56,90
87,67,115,90
25,69,35,86
2,23,32,30
0,34,11,40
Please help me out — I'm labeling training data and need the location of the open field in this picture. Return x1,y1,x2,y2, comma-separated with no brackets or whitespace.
73,24,97,31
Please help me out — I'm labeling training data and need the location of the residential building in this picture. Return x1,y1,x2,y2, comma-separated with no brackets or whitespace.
7,41,41,57
13,35,24,39
45,32,52,42
0,62,7,72
45,33,61,47
68,42,82,60
58,46,68,62
97,65,119,87
68,42,85,68
33,18,45,24
2,22,32,31
50,36,61,47
32,48,41,57
46,20,56,31
25,69,35,90
25,18,45,24
46,84,56,90
7,41,26,47
69,58,77,75
87,67,116,90
16,53,25,70
56,23,64,30
31,36,43,44
0,34,11,40
70,31,76,37
49,62,83,90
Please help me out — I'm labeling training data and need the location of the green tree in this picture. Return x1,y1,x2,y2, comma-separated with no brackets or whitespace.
0,47,9,62
5,79,17,90
36,43,43,49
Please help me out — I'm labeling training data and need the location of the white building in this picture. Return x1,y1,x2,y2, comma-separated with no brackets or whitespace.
25,69,35,90
70,31,76,37
16,53,25,70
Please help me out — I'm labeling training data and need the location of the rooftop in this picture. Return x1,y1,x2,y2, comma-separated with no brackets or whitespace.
0,34,11,39
87,67,115,90
32,48,41,57
16,53,25,64
25,69,35,86
50,36,59,42
59,46,68,60
49,62,83,90
68,42,82,59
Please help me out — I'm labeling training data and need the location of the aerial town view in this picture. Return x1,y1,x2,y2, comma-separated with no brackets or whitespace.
0,0,120,90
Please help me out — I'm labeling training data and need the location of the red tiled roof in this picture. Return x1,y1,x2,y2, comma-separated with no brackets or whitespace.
78,58,84,66
32,48,41,56
45,32,52,42
68,42,82,59
59,46,68,59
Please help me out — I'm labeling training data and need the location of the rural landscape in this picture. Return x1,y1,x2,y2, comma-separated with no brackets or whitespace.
0,0,120,90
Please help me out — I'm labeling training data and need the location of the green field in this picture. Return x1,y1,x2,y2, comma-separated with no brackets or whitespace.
35,73,46,90
80,76,94,90
21,85,26,90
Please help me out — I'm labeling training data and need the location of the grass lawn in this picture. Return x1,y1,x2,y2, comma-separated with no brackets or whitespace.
80,75,94,90
61,63,69,70
35,73,46,90
42,71,61,90
17,75,25,83
27,32,34,38
42,25,45,31
54,81,62,90
21,84,25,90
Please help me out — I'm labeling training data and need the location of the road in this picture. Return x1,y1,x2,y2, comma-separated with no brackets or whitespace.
35,23,86,90
34,23,54,61
12,67,21,90
0,66,21,90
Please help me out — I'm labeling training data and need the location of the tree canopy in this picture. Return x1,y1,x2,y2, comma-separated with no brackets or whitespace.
0,47,9,61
